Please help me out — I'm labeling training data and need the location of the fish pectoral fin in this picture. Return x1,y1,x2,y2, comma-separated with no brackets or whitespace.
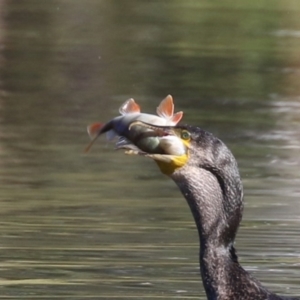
87,122,103,139
85,122,104,153
119,98,141,115
156,95,174,119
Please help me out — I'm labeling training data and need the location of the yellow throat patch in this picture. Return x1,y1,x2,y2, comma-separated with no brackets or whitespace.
154,138,190,175
155,153,189,175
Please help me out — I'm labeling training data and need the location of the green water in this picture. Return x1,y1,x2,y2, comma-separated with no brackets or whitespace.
0,0,300,299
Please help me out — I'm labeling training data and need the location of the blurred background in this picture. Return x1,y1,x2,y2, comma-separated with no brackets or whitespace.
0,0,300,299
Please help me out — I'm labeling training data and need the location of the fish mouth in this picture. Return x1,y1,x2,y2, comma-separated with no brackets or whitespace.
116,121,189,175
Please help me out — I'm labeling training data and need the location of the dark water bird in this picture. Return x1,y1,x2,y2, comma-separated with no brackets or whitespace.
117,122,299,300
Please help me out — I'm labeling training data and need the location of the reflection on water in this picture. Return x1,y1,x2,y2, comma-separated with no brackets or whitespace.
0,0,300,299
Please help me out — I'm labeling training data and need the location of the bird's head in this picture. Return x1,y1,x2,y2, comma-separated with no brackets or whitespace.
120,121,227,177
119,121,243,244
117,121,194,175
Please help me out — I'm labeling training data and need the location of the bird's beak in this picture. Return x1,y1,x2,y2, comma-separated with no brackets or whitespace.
117,121,190,175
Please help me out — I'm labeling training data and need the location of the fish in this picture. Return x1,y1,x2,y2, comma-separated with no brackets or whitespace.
85,95,183,154
124,120,188,158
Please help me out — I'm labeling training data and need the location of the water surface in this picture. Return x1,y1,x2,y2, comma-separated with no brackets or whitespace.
1,1,300,299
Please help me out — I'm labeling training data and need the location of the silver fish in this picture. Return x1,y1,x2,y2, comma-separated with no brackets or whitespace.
85,95,183,153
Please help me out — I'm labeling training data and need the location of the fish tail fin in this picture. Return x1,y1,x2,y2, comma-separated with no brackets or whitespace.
170,111,183,125
156,95,174,119
157,95,183,124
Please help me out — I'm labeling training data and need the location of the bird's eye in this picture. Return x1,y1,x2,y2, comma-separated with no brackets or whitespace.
181,130,191,140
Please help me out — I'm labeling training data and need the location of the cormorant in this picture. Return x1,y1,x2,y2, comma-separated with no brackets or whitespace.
120,122,299,300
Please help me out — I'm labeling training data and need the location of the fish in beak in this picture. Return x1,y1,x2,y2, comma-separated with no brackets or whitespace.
85,95,183,153
117,121,191,175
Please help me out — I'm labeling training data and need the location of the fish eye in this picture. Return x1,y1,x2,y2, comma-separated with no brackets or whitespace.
181,130,191,140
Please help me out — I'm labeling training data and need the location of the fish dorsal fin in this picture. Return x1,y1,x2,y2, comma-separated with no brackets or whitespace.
87,122,103,139
119,98,141,115
156,95,174,119
170,111,183,125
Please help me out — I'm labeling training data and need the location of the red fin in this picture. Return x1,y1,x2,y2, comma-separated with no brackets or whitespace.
171,111,183,125
119,98,141,115
87,122,103,139
85,122,103,153
156,95,174,119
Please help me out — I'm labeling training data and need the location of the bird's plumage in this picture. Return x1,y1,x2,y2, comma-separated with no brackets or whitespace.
126,123,299,300
88,117,299,300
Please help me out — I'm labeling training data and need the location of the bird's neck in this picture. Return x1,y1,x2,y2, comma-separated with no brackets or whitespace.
171,164,243,246
199,241,239,299
198,241,271,300
171,164,251,299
